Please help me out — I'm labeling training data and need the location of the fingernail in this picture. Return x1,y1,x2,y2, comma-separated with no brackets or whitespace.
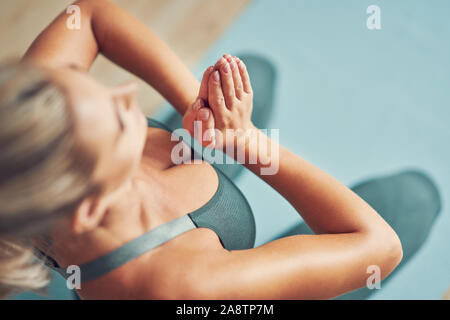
213,70,220,82
238,60,245,69
198,108,209,121
230,59,237,69
222,62,230,73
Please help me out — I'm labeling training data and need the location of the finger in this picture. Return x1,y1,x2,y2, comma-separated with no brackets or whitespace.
208,70,227,117
199,66,214,101
217,57,235,109
183,98,205,137
227,57,244,99
236,58,252,94
214,56,228,69
193,97,207,113
196,107,216,147
223,53,233,61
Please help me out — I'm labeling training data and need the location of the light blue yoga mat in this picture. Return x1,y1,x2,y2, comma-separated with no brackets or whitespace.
15,0,450,300
169,0,448,300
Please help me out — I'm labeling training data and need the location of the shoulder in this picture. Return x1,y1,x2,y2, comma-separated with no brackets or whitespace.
78,226,227,299
132,227,229,299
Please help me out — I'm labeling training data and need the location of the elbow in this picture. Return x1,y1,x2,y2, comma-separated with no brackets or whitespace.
366,226,403,280
383,230,403,275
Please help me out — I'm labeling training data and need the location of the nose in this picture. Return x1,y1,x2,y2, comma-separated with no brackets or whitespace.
113,81,138,95
112,81,138,110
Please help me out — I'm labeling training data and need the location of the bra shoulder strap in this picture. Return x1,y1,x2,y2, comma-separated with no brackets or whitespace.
78,214,196,283
33,247,69,279
39,215,196,283
147,117,172,132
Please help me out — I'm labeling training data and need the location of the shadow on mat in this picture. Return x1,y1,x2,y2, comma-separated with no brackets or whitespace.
274,169,442,300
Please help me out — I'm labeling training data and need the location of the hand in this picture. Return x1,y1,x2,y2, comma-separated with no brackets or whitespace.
182,67,216,147
182,54,255,152
204,54,255,152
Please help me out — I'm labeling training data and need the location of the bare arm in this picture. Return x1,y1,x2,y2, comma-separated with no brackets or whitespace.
200,56,402,238
23,0,199,115
152,56,403,300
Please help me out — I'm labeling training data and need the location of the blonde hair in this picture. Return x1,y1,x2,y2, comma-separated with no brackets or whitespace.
0,62,96,298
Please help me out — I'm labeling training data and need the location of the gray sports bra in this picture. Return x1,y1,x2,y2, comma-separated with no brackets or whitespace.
35,117,255,283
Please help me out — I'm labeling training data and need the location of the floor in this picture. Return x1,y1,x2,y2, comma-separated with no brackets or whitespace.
0,0,250,300
6,0,450,299
157,0,450,299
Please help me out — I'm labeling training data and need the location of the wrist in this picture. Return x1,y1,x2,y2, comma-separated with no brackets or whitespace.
232,124,264,159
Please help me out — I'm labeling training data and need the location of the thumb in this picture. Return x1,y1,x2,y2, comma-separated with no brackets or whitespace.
195,107,215,148
182,97,204,136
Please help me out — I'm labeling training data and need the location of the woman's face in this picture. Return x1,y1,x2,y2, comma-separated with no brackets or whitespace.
51,67,148,195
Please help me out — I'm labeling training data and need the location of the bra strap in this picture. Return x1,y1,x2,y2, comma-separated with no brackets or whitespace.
40,118,194,282
147,117,173,131
46,215,196,283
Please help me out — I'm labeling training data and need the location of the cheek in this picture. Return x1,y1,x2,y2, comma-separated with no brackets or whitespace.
120,144,141,171
110,115,146,186
133,113,148,157
108,152,138,190
120,130,145,175
136,110,148,143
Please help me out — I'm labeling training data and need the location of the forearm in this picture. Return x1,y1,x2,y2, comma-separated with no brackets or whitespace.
24,0,199,115
240,128,393,235
91,0,199,114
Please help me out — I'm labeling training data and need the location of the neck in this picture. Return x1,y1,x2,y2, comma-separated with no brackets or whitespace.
38,165,171,268
44,174,152,267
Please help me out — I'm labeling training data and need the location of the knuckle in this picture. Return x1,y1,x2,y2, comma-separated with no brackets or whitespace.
215,96,224,106
225,92,234,101
236,107,246,117
222,117,231,128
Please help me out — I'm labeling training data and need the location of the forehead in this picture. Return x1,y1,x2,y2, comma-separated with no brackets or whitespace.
48,67,117,155
49,67,107,99
48,68,110,126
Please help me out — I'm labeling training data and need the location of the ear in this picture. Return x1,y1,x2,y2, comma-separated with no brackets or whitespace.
71,196,105,234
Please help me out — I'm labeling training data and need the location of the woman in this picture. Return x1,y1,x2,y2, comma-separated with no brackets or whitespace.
0,0,403,299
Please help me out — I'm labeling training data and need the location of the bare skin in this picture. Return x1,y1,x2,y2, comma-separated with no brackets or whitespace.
24,0,402,299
